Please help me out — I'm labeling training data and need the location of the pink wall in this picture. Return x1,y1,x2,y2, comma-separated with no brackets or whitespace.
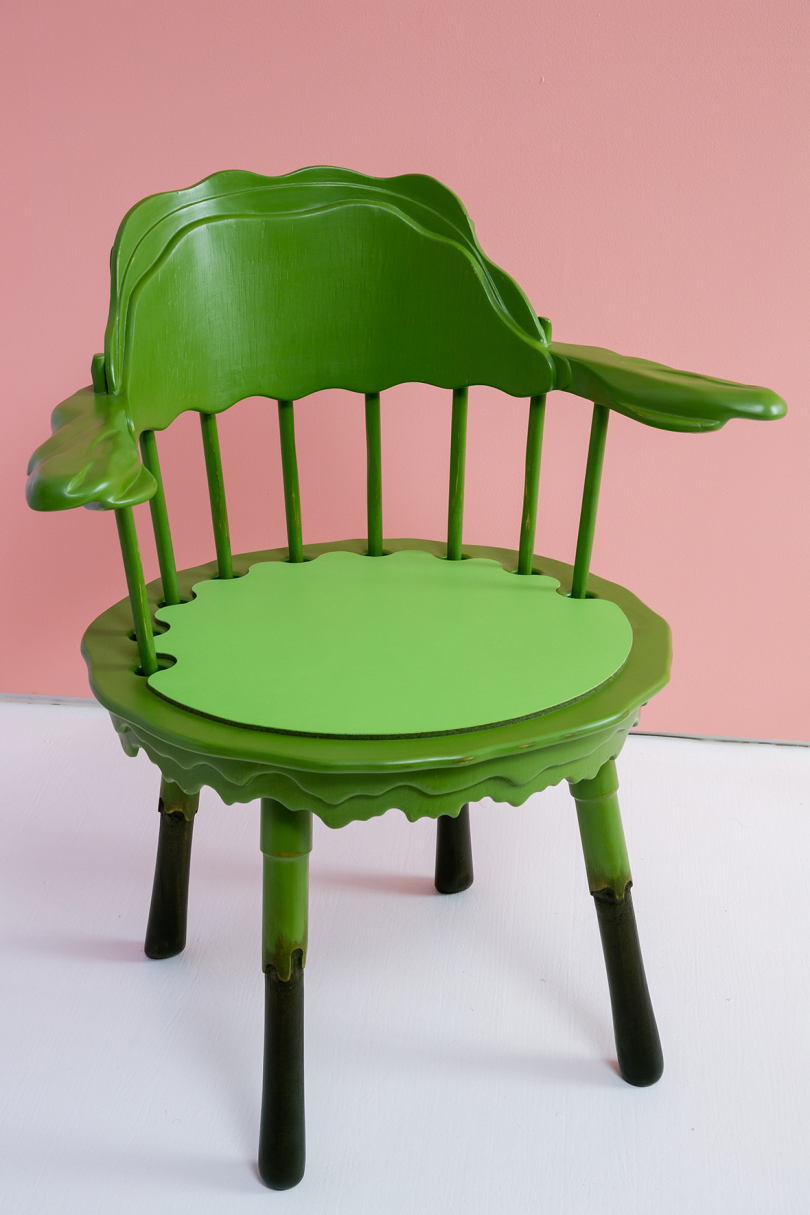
2,1,807,739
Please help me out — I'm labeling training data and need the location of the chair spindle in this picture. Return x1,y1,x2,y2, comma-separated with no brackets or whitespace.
365,393,383,556
199,413,234,579
139,430,180,606
115,505,158,676
446,387,468,560
277,400,304,563
517,394,547,574
571,403,610,599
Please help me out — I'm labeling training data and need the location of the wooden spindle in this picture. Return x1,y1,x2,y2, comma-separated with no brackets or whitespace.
277,400,304,563
517,394,547,575
571,403,610,599
138,430,180,606
365,393,383,556
115,505,158,676
446,387,468,561
199,412,234,579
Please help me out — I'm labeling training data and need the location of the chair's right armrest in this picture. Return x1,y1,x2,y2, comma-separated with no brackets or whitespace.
548,342,787,432
26,386,156,512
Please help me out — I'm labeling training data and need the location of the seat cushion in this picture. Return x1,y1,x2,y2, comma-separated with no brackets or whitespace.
149,549,633,738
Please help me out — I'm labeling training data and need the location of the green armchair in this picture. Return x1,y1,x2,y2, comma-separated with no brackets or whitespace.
27,168,785,1189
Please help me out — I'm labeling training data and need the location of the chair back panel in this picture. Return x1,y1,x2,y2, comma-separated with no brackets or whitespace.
105,169,556,433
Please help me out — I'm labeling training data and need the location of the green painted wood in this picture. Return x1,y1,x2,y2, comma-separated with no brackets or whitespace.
148,549,633,737
138,430,180,606
364,393,383,556
100,169,555,432
572,404,610,600
79,535,665,824
446,388,468,560
91,352,107,394
27,385,156,512
82,538,671,794
261,800,311,979
569,759,632,896
26,172,785,516
199,413,233,580
550,342,786,432
277,400,303,563
114,505,158,676
517,394,547,575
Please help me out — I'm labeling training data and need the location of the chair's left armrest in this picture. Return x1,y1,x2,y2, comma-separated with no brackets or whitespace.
549,342,786,432
26,386,156,511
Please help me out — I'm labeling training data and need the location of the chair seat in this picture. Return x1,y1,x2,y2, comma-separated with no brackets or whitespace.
149,549,633,738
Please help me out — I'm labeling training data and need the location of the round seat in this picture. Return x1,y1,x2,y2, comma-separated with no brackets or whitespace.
148,548,633,738
82,540,670,824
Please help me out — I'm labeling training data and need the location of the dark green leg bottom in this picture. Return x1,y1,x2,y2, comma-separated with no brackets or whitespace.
593,887,664,1087
434,803,474,894
144,785,198,960
259,953,305,1190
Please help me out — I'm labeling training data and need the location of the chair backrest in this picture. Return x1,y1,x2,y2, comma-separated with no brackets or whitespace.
27,168,786,681
101,167,557,425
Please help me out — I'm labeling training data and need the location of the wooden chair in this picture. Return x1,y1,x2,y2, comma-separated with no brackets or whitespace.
26,168,786,1189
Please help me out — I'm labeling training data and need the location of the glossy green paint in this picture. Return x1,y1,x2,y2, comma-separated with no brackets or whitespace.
25,171,786,518
277,401,303,564
517,395,547,576
261,800,311,979
569,758,632,896
148,549,633,737
26,386,156,512
199,413,233,580
114,506,157,676
138,430,180,606
572,404,610,600
364,394,383,556
550,342,786,433
446,388,468,561
101,168,554,429
81,539,671,826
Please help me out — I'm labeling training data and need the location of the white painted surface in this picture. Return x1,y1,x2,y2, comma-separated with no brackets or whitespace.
0,701,807,1214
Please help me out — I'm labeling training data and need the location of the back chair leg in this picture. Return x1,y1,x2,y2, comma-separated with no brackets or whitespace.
144,778,199,960
569,761,663,1087
435,803,474,893
258,800,312,1190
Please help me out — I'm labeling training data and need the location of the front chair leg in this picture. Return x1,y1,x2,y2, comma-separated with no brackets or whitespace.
435,803,474,893
144,778,199,960
569,760,663,1087
258,800,312,1190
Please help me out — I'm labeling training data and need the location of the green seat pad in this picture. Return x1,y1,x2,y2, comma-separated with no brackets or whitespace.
149,550,633,737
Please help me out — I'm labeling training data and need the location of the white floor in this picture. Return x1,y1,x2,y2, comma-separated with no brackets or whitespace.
0,701,808,1214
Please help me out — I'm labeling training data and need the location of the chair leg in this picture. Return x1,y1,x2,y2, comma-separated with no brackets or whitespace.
569,760,663,1087
434,803,474,893
258,799,312,1190
144,778,199,960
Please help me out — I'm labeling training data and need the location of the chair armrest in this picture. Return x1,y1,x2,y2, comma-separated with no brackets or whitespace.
549,342,786,432
26,386,156,511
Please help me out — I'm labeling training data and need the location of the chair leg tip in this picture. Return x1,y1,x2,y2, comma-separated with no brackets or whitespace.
258,1160,306,1190
619,1054,664,1087
434,872,474,894
144,939,185,960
